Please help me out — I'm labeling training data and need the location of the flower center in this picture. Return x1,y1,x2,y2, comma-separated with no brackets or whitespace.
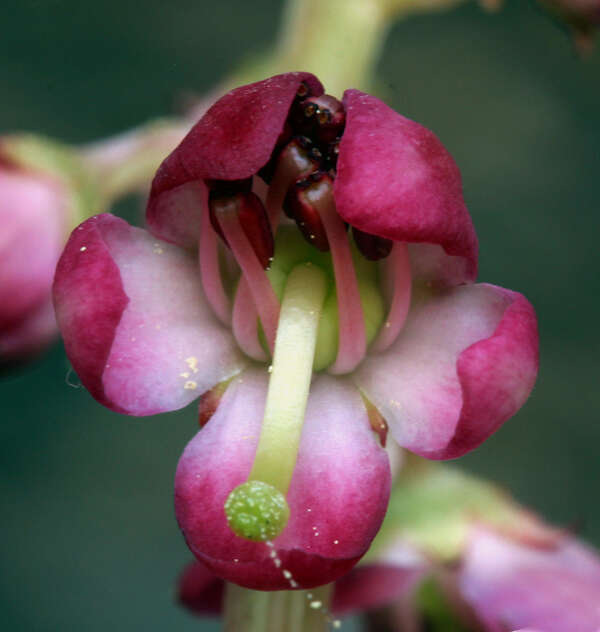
199,85,413,372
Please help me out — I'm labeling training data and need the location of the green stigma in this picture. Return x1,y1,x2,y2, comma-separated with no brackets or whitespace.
224,480,290,541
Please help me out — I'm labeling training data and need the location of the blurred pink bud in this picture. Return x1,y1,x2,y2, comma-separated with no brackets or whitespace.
0,164,69,363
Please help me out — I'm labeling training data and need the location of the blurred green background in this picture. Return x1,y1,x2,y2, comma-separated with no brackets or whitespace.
1,0,599,630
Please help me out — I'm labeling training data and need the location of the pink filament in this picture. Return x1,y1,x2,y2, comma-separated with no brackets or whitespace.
371,242,412,353
199,189,231,326
216,210,280,354
317,193,367,374
232,281,268,361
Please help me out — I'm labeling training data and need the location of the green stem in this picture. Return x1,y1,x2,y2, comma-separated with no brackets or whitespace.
224,583,334,632
79,118,188,204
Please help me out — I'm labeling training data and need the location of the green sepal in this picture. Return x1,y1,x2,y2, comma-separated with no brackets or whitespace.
366,457,541,563
1,134,101,229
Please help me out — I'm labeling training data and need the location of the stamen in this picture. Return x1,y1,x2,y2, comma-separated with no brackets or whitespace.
199,190,231,325
224,263,327,542
231,281,268,361
294,173,366,374
266,137,321,227
352,227,393,261
215,201,280,354
370,242,412,353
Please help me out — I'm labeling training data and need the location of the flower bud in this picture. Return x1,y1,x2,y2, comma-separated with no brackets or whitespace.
0,135,99,365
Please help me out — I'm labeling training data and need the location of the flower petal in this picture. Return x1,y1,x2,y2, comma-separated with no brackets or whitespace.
175,369,391,590
177,561,224,616
146,73,323,245
460,527,600,632
332,563,425,617
53,214,245,415
354,283,538,459
335,90,478,285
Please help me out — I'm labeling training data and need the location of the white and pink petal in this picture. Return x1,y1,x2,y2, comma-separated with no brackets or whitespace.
355,283,538,459
53,214,245,415
174,368,391,590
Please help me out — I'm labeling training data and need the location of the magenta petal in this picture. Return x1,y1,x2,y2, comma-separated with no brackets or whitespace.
146,177,206,248
175,369,391,590
335,90,478,285
354,284,538,459
146,73,323,245
460,527,600,632
178,561,224,616
53,214,245,415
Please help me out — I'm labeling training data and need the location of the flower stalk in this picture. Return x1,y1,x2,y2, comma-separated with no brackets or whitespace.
224,582,335,632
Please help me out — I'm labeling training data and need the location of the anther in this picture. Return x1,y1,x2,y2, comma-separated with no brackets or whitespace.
283,171,331,252
291,94,346,144
352,227,393,261
209,190,274,269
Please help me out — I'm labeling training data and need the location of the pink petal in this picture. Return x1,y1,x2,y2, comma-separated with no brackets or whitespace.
53,214,245,415
146,73,323,245
175,369,391,590
332,563,424,617
335,90,478,285
354,283,538,459
460,527,600,632
0,168,66,329
177,561,224,616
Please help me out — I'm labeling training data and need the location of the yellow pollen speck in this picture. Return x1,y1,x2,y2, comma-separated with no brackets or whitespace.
184,381,198,390
180,372,190,378
185,356,199,373
153,247,164,254
309,600,322,609
79,246,87,252
268,365,273,373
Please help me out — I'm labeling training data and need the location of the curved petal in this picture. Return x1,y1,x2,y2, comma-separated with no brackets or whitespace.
460,527,600,632
354,283,538,459
177,561,224,616
147,73,323,245
53,214,245,415
0,169,66,328
335,90,478,285
175,369,391,590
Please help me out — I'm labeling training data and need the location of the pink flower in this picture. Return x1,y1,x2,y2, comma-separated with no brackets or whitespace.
175,525,600,631
460,526,600,632
53,72,539,590
0,152,69,362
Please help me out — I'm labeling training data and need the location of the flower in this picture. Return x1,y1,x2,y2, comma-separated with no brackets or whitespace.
0,135,98,364
53,72,538,590
177,466,600,632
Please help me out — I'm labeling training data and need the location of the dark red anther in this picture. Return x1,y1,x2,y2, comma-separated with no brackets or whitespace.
290,94,346,144
209,190,274,269
352,227,393,261
272,135,323,183
283,171,333,252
